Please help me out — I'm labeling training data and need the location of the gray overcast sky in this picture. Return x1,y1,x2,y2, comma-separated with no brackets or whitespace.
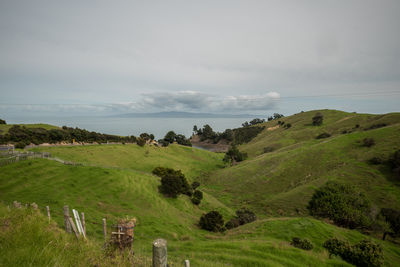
0,0,399,116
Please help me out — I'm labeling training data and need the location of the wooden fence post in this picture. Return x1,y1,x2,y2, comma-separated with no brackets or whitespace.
152,239,167,267
46,206,51,222
81,212,86,236
102,218,107,241
68,217,80,239
63,205,72,233
184,259,190,267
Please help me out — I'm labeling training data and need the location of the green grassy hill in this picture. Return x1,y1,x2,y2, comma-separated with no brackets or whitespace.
201,110,400,216
1,110,400,266
0,123,59,134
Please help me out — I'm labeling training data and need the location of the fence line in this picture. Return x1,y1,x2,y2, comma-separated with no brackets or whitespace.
0,151,82,167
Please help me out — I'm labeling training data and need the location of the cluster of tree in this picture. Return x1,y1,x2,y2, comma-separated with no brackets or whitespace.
312,112,324,126
277,120,292,129
0,119,6,124
157,131,192,147
241,118,265,127
0,125,137,148
225,208,257,229
267,113,284,121
135,132,155,147
307,181,372,229
193,124,264,145
307,180,400,242
323,238,383,267
223,145,248,165
153,167,203,204
290,237,313,250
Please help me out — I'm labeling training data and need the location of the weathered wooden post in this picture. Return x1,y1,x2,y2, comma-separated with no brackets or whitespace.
46,206,51,222
102,218,107,241
152,239,167,267
81,212,86,236
63,205,72,233
184,259,190,267
68,217,80,239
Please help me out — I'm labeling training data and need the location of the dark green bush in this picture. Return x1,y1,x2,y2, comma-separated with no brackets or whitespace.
365,123,387,131
191,197,201,205
312,113,323,126
291,237,313,250
199,211,225,232
225,218,240,229
263,146,275,153
0,119,6,124
193,190,203,200
236,208,257,225
191,181,200,190
390,150,400,177
157,168,191,198
308,181,372,229
15,141,28,149
284,123,292,129
369,157,383,165
324,238,383,267
316,132,331,139
380,208,400,238
363,138,375,147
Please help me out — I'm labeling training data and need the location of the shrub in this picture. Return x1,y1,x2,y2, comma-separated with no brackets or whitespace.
152,167,169,177
363,138,375,147
236,208,257,225
316,132,331,139
365,123,387,131
15,141,28,149
199,211,225,232
191,181,200,190
157,168,191,198
193,190,203,200
312,113,323,126
291,237,313,250
225,218,240,229
389,150,400,175
191,197,201,205
369,156,383,165
324,238,383,267
308,181,372,229
263,146,275,153
380,208,400,238
284,123,292,129
0,119,6,124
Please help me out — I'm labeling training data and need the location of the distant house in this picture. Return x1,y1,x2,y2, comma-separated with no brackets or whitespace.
0,144,15,153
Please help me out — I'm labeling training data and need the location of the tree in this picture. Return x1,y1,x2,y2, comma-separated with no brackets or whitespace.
158,168,191,198
199,211,225,232
193,125,198,134
273,113,284,119
164,131,176,143
223,145,248,164
136,137,146,147
312,113,323,126
0,119,6,124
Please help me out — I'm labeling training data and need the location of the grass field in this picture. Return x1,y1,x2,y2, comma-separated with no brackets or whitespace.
1,109,400,266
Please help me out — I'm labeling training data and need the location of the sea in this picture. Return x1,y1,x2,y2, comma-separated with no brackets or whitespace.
6,116,256,140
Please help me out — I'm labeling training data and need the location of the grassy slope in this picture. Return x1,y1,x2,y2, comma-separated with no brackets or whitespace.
0,123,59,134
202,110,400,216
30,144,224,180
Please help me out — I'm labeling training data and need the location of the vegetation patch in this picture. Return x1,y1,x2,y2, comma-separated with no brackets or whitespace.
290,237,313,250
